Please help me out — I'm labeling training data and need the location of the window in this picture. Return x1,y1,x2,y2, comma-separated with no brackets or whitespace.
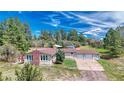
27,55,33,61
43,55,45,60
46,55,48,60
41,55,42,60
41,55,48,61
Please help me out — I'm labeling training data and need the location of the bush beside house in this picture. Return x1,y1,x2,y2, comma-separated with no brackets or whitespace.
55,49,65,64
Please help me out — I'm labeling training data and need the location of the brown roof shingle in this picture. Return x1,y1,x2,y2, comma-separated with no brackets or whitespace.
76,49,98,54
27,48,98,55
27,48,56,56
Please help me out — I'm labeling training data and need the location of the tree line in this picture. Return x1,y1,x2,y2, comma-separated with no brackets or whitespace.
32,29,103,48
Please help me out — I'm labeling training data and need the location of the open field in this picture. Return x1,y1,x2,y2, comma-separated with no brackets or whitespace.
0,59,80,81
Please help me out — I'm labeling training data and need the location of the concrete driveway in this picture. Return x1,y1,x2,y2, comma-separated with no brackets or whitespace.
75,58,108,81
75,59,104,71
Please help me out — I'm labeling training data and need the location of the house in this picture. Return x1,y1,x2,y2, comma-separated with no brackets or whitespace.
17,48,100,65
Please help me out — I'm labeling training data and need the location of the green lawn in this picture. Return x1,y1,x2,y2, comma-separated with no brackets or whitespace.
96,48,109,53
63,58,77,69
99,59,124,80
80,45,109,52
54,58,78,69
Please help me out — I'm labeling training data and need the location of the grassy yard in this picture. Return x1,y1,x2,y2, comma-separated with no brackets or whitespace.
53,58,78,69
63,58,77,69
43,58,80,80
99,59,124,80
80,45,109,53
0,58,80,81
0,62,21,80
96,48,109,53
80,45,113,59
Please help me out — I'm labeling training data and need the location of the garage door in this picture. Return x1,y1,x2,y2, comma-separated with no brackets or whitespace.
77,54,93,59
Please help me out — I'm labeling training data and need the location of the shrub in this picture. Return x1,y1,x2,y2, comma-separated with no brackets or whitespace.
0,44,20,62
0,72,3,81
72,41,80,48
55,49,65,64
15,63,42,81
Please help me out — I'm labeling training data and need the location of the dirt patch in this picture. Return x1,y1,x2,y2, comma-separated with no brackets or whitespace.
80,70,108,81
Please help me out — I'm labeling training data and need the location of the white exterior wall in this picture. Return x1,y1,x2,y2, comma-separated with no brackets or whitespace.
23,51,100,65
65,52,76,59
39,54,54,65
76,54,100,60
24,54,33,64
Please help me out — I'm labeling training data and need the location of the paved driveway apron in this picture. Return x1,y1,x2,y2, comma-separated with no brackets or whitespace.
75,58,108,81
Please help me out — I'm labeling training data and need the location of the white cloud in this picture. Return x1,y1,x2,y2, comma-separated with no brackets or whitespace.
83,27,105,37
83,35,88,38
51,18,60,27
68,11,124,29
92,12,124,25
69,12,112,28
59,12,73,19
42,18,60,27
42,14,61,27
68,11,124,39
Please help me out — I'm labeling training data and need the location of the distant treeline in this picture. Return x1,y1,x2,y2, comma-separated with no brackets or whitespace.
31,29,104,48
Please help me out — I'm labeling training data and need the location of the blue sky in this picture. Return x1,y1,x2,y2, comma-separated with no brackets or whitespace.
0,11,124,39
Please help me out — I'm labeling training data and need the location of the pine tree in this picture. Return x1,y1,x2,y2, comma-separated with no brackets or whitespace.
68,29,78,41
0,17,31,52
15,63,42,81
104,28,122,56
55,49,65,64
